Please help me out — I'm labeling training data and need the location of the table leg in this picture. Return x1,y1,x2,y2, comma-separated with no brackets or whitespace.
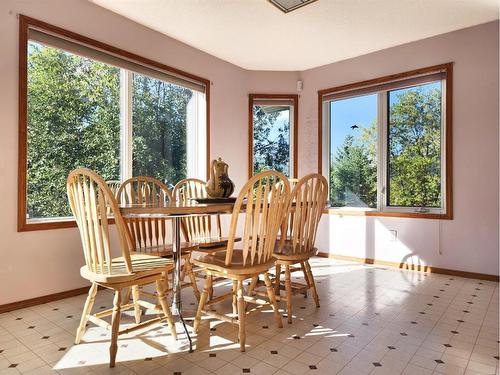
172,216,193,352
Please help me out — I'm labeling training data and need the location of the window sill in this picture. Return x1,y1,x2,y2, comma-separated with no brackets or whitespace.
18,217,116,232
323,208,452,220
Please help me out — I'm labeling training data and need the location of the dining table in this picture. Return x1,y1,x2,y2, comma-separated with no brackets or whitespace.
119,200,239,353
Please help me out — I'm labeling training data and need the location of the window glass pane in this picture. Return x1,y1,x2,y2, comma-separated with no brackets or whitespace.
330,94,377,208
27,41,120,219
252,105,291,176
132,73,193,186
387,82,442,208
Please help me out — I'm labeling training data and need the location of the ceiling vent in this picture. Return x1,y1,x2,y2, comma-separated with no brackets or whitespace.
268,0,318,13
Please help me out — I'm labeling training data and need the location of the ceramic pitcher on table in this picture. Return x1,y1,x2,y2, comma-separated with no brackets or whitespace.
206,157,235,198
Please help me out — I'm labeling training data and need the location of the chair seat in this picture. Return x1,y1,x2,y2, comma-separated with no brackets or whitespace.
191,249,274,276
273,240,317,261
80,252,174,284
134,242,199,257
192,236,242,253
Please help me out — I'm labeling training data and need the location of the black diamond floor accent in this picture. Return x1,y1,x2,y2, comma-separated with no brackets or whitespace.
309,365,317,369
419,312,426,314
472,294,477,297
373,362,382,367
300,306,306,309
427,303,433,306
8,364,18,368
439,289,445,292
270,350,278,355
463,310,470,313
313,324,319,327
242,369,251,373
451,331,459,334
362,323,368,326
434,296,440,298
411,321,417,324
387,346,396,350
41,336,49,339
15,317,22,320
58,347,66,351
400,333,408,336
262,325,268,329
66,315,73,319
28,326,35,329
293,335,301,339
467,302,474,304
348,334,355,338
444,344,452,348
330,348,338,352
457,320,464,323
210,328,216,331
209,353,216,357
173,372,181,375
53,308,59,311
144,357,152,361
435,359,444,364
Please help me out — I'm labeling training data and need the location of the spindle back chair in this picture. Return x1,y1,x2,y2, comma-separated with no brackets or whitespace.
192,171,290,351
67,168,177,367
274,173,328,323
116,176,200,301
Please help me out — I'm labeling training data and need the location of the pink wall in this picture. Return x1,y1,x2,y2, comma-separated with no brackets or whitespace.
0,0,497,305
299,21,499,276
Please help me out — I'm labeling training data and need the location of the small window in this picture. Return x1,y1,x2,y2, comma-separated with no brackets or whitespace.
248,94,298,178
319,64,452,218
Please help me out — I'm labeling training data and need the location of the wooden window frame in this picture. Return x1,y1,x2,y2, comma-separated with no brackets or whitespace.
248,93,299,179
18,15,211,232
318,63,453,219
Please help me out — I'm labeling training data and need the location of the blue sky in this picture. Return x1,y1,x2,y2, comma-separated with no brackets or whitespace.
330,81,441,157
330,93,377,155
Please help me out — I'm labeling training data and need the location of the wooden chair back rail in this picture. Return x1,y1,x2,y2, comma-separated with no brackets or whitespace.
173,178,221,241
117,176,173,251
67,169,132,274
225,171,290,267
283,174,328,254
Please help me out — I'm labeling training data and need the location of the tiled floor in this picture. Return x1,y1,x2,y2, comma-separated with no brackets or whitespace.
0,257,498,375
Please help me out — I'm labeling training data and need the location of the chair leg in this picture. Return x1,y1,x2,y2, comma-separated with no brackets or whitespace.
237,280,245,352
185,258,200,302
274,263,282,297
300,261,311,299
75,283,97,344
247,276,258,296
305,260,320,308
194,276,211,333
232,280,238,315
284,265,293,324
122,287,132,305
109,289,122,368
131,286,141,324
156,279,178,340
208,275,214,300
263,272,283,329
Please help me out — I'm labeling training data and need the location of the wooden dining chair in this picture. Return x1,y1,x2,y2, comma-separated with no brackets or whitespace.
67,168,177,367
263,173,328,324
116,176,200,306
172,178,226,250
192,171,290,352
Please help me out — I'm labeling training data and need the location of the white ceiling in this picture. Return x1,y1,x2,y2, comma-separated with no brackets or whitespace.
90,0,499,71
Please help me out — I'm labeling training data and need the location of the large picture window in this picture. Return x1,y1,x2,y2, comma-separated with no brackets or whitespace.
248,94,298,178
18,16,210,231
319,64,452,219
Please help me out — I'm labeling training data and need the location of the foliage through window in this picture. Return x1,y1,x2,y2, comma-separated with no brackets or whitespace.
321,65,451,216
250,95,297,178
22,22,208,227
